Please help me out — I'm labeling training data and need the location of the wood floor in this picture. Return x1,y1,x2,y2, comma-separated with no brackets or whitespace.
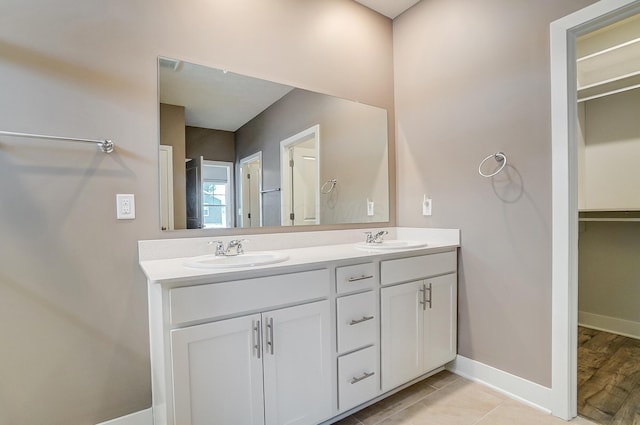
578,326,640,425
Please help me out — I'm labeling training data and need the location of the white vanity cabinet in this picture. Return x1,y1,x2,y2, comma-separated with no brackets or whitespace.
149,269,332,425
170,314,265,425
380,251,457,391
171,301,331,425
262,301,332,425
140,234,460,425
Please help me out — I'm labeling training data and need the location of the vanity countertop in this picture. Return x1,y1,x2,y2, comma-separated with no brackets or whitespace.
139,227,459,285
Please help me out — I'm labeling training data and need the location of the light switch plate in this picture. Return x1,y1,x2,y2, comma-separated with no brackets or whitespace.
116,194,135,219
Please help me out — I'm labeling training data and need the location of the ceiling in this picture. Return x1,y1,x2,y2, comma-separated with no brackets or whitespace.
353,0,421,19
159,59,294,132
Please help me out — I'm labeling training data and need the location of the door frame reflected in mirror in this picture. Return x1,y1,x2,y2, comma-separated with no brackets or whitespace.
238,151,263,228
280,125,320,226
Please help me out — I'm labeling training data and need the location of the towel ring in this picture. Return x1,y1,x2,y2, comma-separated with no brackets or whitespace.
478,152,507,177
321,179,337,194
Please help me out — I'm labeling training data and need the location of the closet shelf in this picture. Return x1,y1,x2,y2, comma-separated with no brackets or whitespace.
577,72,640,102
576,13,640,102
579,211,640,222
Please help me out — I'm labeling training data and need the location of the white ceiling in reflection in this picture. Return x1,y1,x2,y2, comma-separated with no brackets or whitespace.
159,60,293,132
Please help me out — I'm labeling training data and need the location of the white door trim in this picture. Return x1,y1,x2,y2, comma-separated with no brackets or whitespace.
239,151,263,227
279,125,320,225
159,145,174,231
550,0,640,419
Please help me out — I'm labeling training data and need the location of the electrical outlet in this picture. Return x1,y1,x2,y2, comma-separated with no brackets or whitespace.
422,196,432,216
367,199,375,216
117,194,135,219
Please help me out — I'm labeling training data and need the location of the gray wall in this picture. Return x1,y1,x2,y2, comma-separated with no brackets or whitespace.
160,103,187,229
394,0,596,387
236,88,389,227
0,1,393,424
185,126,235,163
579,222,640,326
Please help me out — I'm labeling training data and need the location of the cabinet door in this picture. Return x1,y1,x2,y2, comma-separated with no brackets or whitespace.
381,281,423,391
171,314,265,425
423,273,457,372
262,300,332,425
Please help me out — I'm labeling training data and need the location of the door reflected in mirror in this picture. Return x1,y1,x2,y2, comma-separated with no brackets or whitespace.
239,152,262,228
158,57,389,230
281,125,319,226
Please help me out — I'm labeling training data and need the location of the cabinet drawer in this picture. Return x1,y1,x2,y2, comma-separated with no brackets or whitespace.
336,262,376,294
381,251,456,286
169,269,329,325
336,291,377,353
338,346,379,412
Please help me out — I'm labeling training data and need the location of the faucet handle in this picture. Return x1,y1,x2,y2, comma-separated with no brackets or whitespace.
227,239,248,255
208,240,226,256
236,239,248,254
363,231,374,244
373,230,388,243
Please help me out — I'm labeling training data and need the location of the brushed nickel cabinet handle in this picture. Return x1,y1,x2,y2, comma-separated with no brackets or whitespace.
253,320,262,359
426,282,433,309
347,274,374,283
350,371,375,385
266,317,274,355
349,315,375,326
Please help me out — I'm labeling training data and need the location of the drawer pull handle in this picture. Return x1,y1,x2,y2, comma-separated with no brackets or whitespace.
349,315,375,326
347,274,374,283
350,371,375,385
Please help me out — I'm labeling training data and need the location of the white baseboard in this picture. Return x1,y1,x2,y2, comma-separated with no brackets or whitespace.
96,408,153,425
446,355,553,413
579,311,640,340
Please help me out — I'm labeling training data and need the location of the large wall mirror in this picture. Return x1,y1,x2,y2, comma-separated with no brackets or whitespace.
158,57,389,230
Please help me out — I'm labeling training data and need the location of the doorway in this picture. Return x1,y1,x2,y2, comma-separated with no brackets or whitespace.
550,0,640,420
575,12,640,424
280,125,320,226
186,157,234,229
239,152,263,228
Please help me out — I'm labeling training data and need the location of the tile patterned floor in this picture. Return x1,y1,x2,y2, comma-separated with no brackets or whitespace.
333,371,599,425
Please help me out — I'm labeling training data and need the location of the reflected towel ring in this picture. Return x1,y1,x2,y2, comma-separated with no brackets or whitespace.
478,152,507,177
321,179,337,194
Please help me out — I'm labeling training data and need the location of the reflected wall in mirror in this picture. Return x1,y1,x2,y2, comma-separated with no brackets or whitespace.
158,57,389,230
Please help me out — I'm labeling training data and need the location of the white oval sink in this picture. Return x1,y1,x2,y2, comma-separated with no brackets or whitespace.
184,251,289,269
355,240,428,250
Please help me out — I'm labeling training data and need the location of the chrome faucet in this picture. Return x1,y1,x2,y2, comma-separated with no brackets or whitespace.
210,241,226,256
224,239,246,256
209,240,246,256
364,230,388,244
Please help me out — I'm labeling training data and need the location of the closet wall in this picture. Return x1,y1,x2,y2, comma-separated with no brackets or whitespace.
578,88,640,339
